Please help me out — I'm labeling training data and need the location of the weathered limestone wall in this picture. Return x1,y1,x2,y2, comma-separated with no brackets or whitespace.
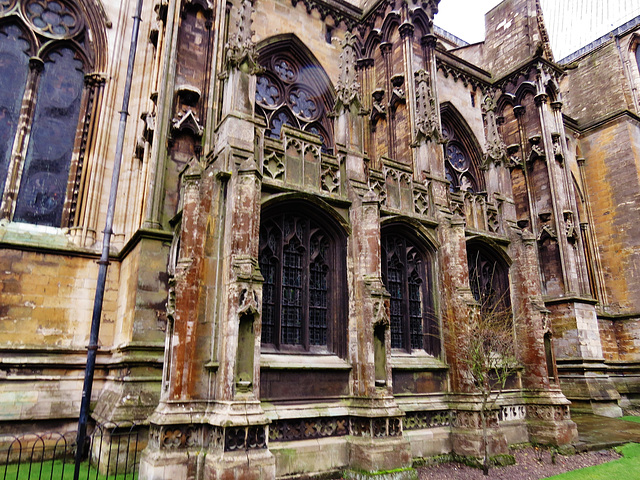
561,36,637,125
435,69,485,144
0,247,119,428
0,248,119,348
578,117,640,314
253,0,345,81
483,0,549,78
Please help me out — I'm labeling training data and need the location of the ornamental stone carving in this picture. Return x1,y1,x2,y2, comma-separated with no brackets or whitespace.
334,32,362,113
414,69,441,144
224,0,260,73
481,93,508,168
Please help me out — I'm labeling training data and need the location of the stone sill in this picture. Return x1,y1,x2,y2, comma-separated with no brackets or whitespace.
543,295,598,306
390,353,448,371
260,353,352,370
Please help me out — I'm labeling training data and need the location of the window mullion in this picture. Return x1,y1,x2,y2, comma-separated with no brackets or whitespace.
0,57,43,221
302,220,310,351
275,218,284,349
401,241,411,352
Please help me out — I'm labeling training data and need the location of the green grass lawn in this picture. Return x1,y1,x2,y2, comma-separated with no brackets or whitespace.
545,443,640,480
1,459,137,480
621,416,640,424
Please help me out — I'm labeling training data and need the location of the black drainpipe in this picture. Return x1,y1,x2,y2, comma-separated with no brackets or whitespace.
74,0,145,477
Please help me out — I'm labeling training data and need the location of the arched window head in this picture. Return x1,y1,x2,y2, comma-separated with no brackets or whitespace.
467,243,511,314
381,229,439,356
440,105,485,194
255,37,334,154
259,204,346,355
0,0,105,228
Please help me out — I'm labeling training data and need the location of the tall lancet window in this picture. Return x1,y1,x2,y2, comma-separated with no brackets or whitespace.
0,0,104,228
255,38,334,154
259,204,347,356
381,230,439,356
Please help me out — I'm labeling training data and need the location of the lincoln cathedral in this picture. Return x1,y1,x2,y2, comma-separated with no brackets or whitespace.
1,0,639,478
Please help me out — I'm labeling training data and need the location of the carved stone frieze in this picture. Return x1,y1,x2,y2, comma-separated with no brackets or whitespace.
563,211,578,244
527,405,570,422
389,74,406,111
436,61,489,94
321,163,340,193
505,144,523,169
148,424,220,450
368,176,387,206
414,69,441,144
263,151,285,180
224,0,260,73
289,0,358,30
551,133,564,164
171,109,204,138
334,32,362,114
413,187,430,216
225,425,267,451
481,93,508,168
370,88,386,128
537,212,557,244
498,405,526,422
528,135,546,163
269,417,349,442
403,410,452,430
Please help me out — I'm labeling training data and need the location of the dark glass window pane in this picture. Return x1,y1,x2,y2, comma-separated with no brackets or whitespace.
382,233,435,353
259,212,337,350
14,48,84,226
282,232,303,345
309,233,328,346
387,253,404,349
408,270,423,349
0,25,30,200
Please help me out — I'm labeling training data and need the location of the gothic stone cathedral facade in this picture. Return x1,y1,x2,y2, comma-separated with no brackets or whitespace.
1,0,639,478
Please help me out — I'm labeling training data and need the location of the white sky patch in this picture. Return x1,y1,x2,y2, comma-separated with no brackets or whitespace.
434,0,640,60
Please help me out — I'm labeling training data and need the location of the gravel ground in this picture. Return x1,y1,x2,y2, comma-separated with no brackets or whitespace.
416,447,620,480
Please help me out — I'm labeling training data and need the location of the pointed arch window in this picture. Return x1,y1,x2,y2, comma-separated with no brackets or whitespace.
0,0,103,228
440,114,484,194
381,230,439,356
467,243,511,314
255,41,334,154
259,205,346,355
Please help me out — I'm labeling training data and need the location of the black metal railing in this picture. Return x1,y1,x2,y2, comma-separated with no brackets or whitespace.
1,422,140,480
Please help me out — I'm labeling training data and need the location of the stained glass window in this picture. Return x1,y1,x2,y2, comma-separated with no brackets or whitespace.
0,24,29,200
255,46,334,154
441,117,481,193
0,0,99,228
258,208,344,353
14,48,84,226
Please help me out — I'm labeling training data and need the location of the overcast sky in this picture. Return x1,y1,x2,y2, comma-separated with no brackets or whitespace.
435,0,640,60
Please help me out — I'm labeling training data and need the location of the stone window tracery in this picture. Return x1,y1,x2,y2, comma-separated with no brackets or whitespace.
442,120,478,193
381,231,439,356
467,244,511,314
259,206,346,354
255,51,334,154
0,0,101,228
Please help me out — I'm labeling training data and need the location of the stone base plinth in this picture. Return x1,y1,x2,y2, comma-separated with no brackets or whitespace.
344,468,418,480
450,426,508,458
139,438,275,480
347,435,413,474
527,419,578,446
203,449,275,480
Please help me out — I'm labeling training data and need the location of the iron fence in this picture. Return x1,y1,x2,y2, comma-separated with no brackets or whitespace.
0,422,141,479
